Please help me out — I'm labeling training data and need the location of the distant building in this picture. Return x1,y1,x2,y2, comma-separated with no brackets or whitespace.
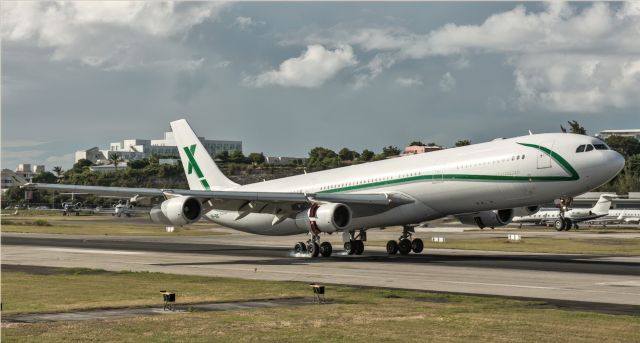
74,131,242,164
1,164,46,191
402,145,443,156
264,156,308,165
89,162,129,174
595,129,640,140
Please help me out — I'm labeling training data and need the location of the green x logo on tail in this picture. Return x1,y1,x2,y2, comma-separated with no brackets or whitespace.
183,144,210,190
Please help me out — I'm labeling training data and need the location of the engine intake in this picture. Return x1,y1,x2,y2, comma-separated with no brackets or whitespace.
512,205,540,217
296,203,352,233
150,196,202,226
456,209,514,229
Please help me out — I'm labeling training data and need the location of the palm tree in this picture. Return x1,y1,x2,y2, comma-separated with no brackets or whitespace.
52,166,63,177
109,153,123,172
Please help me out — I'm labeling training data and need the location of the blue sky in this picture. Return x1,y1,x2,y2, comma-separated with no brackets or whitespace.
2,1,639,169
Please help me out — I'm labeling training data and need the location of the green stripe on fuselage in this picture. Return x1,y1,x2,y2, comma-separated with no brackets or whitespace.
318,143,579,194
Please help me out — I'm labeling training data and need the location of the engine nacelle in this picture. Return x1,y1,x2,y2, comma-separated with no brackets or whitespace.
149,196,202,226
296,203,352,233
456,209,514,229
512,205,540,217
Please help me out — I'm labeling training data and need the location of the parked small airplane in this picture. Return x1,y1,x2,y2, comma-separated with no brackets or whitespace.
584,208,640,226
23,119,625,257
512,194,615,230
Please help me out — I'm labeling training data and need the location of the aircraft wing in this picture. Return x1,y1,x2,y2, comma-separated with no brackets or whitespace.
22,183,413,216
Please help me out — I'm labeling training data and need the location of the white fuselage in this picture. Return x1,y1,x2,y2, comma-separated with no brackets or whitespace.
204,133,624,235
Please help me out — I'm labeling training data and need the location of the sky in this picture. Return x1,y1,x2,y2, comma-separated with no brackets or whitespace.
2,1,639,170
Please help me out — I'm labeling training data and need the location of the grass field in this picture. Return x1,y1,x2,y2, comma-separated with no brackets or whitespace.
2,266,639,342
1,215,227,236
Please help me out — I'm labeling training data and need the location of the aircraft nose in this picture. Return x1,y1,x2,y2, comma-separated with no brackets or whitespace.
611,150,625,174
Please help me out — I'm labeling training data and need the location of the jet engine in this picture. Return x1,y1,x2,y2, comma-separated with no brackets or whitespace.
149,196,202,226
296,203,352,233
512,205,540,217
456,209,514,229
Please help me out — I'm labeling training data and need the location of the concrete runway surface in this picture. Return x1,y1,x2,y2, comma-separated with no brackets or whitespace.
2,227,640,312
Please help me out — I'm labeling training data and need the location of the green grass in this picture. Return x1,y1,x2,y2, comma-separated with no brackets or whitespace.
370,237,640,256
2,267,639,342
1,215,228,236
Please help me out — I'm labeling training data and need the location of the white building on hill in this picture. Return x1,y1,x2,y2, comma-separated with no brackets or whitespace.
75,132,242,164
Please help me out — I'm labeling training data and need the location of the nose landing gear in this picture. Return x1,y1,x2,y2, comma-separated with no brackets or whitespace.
386,226,424,255
555,195,574,231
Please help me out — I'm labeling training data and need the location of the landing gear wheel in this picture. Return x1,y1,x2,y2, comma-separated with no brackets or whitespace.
564,218,573,231
354,240,364,255
307,242,320,257
344,241,356,255
320,242,332,257
398,239,412,255
386,240,399,255
75,212,80,216
294,242,307,254
574,223,580,230
411,238,424,254
554,219,566,231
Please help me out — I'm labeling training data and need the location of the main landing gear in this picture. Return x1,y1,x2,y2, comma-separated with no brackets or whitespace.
343,229,366,255
386,226,423,255
293,234,333,257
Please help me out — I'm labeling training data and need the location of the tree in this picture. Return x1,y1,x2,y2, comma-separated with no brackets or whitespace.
338,148,359,161
229,150,247,163
109,153,123,171
128,159,149,169
248,152,265,165
32,171,57,183
71,159,93,173
567,120,587,135
605,136,640,157
455,140,471,147
408,141,426,147
52,166,63,177
308,147,338,168
359,149,375,162
215,150,230,162
382,146,401,157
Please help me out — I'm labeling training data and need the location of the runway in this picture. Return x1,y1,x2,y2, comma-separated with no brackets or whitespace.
3,231,640,310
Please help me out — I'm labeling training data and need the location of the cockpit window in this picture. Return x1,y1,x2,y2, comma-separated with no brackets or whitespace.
576,145,586,153
593,144,608,150
585,144,594,152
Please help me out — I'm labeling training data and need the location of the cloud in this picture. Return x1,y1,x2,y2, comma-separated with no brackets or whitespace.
514,54,640,112
302,2,640,112
244,45,357,88
1,2,227,70
439,72,456,92
1,150,45,159
395,77,423,87
234,16,265,31
2,139,49,148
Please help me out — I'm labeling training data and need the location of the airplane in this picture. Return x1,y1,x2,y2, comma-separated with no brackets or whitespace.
512,194,615,231
584,208,640,226
22,119,625,257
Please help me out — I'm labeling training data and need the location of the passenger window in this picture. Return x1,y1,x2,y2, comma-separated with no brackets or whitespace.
594,144,608,150
576,145,585,153
586,144,594,152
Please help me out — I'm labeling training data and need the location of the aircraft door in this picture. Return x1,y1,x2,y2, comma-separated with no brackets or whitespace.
536,141,554,169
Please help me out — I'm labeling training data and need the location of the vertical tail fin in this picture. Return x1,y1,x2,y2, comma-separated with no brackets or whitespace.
170,119,239,191
591,194,615,215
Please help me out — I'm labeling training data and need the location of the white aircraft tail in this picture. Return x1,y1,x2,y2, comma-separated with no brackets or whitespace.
591,194,615,215
170,119,239,191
